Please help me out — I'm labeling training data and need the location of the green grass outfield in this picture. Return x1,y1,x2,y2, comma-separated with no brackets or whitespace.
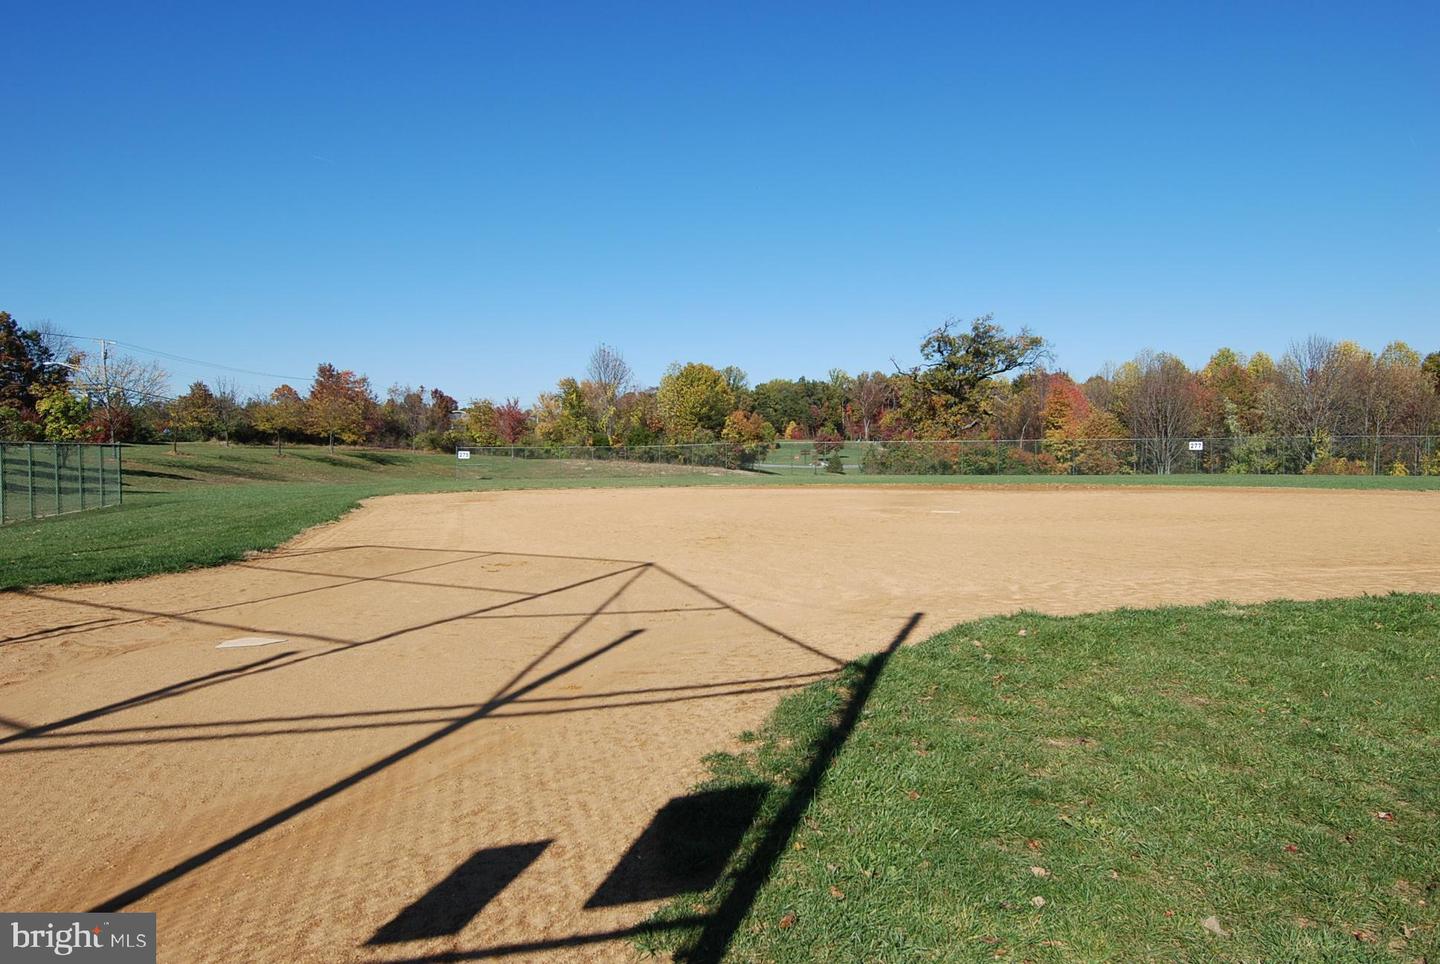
642,594,1440,962
0,442,1435,589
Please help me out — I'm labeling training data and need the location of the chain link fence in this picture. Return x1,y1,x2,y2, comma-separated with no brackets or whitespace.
0,443,124,524
456,436,1440,478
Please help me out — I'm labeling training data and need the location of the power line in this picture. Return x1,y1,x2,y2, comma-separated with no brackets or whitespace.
107,340,312,384
42,330,313,385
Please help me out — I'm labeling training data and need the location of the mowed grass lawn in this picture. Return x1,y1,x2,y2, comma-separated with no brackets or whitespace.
1,441,1436,589
646,595,1440,962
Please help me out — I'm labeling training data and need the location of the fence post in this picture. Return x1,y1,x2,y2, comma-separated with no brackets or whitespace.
54,444,62,515
0,443,5,523
116,444,123,505
79,444,86,510
27,444,35,520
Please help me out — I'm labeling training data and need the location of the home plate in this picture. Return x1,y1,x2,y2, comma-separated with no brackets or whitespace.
217,636,287,649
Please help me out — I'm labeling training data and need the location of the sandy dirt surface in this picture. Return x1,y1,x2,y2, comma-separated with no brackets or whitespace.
2,485,1437,962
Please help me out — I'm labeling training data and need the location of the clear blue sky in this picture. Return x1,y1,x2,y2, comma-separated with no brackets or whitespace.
3,1,1436,402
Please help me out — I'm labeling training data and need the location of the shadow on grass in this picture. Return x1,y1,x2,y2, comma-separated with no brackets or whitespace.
121,468,195,482
654,611,924,963
350,451,411,466
291,452,380,470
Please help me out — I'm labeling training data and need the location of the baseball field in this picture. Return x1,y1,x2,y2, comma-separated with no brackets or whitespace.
1,458,1436,961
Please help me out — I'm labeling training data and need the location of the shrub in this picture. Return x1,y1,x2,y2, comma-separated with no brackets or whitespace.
1004,447,1062,475
813,427,844,458
1304,456,1369,476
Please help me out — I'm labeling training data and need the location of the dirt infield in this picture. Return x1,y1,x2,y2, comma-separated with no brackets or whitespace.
2,486,1437,962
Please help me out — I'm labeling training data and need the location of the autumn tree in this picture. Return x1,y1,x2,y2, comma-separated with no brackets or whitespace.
1371,342,1438,461
253,385,306,454
535,378,601,446
1199,348,1261,436
462,399,501,445
1042,373,1091,468
494,398,531,443
720,409,776,446
720,409,776,466
582,344,634,442
307,364,373,451
171,381,219,448
0,311,67,427
656,363,735,440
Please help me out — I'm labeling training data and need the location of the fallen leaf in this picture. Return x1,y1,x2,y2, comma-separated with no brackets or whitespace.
1375,811,1395,822
1026,839,1043,851
829,885,845,901
1201,916,1229,938
1284,843,1300,853
1029,866,1050,877
1031,896,1047,908
1109,869,1120,880
792,841,805,851
906,789,921,801
778,912,796,930
1017,628,1029,637
1164,909,1175,918
1352,929,1376,943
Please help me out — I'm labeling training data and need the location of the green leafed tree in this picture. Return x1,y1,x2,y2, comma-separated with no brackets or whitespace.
35,386,92,441
1422,352,1440,396
902,314,1047,436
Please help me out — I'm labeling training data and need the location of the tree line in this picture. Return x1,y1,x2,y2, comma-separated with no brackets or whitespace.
3,310,1439,473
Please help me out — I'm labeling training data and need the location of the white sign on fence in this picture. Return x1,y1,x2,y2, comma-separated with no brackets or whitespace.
1188,440,1205,451
456,450,471,460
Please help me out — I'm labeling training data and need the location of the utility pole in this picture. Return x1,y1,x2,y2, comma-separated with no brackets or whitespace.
100,338,113,443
